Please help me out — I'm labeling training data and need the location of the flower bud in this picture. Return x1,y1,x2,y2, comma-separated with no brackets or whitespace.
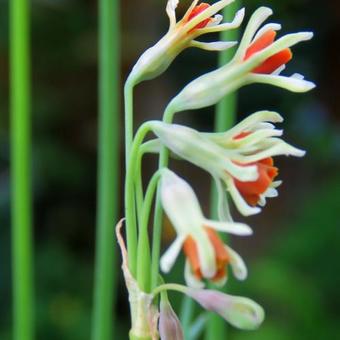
159,296,184,340
186,289,265,330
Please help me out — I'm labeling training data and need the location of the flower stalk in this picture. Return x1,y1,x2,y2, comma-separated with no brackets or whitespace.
119,1,315,339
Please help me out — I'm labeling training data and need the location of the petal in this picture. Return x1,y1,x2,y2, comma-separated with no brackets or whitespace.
196,7,245,34
206,14,224,27
234,7,273,60
187,289,265,330
231,139,306,163
166,0,179,30
183,0,235,33
215,111,283,141
193,231,216,279
160,234,187,273
203,219,253,236
213,175,233,222
264,187,278,198
159,296,184,340
190,40,237,51
225,177,262,216
225,245,247,280
244,32,314,72
251,23,282,43
247,72,316,92
160,169,204,235
222,159,259,182
185,259,205,288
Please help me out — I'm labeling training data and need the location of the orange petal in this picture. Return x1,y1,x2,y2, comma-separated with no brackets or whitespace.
252,48,293,74
183,236,202,279
187,3,212,30
245,30,277,60
234,157,278,206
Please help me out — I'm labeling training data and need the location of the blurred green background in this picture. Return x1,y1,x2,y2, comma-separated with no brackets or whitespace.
1,0,339,339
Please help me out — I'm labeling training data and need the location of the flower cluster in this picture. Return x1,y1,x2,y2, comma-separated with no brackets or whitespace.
121,1,315,339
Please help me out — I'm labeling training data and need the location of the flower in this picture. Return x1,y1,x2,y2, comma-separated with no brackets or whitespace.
159,169,251,288
159,292,184,340
185,288,265,330
128,0,245,85
150,111,305,217
166,7,315,114
204,110,305,215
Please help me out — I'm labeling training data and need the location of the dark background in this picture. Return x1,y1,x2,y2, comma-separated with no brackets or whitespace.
0,0,339,339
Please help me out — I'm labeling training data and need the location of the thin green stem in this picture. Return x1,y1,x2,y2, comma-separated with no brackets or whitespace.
151,108,174,290
124,78,134,165
152,283,187,297
91,0,120,339
10,0,34,339
134,151,144,222
136,170,162,292
205,2,241,340
125,123,152,276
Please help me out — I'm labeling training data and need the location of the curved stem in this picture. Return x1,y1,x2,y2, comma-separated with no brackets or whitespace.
152,283,188,297
151,107,175,289
124,78,134,166
125,122,152,276
136,169,163,292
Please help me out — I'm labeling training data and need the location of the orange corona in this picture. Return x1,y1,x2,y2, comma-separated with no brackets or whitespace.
245,29,293,74
183,227,230,282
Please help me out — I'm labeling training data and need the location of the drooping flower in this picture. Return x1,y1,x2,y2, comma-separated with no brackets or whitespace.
159,169,250,288
185,288,265,330
128,0,245,85
203,110,304,215
166,6,315,114
150,111,305,216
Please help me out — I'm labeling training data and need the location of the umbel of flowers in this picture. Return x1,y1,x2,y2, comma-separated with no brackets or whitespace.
120,1,315,339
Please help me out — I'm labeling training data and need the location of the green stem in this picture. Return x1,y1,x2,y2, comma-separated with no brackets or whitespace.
180,297,195,339
134,151,144,223
125,123,152,276
92,1,120,339
205,2,241,340
10,0,34,339
151,108,174,289
125,78,134,165
136,170,162,292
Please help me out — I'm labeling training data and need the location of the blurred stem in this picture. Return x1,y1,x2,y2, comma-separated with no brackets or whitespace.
180,297,195,339
10,0,34,339
205,2,241,340
92,0,120,339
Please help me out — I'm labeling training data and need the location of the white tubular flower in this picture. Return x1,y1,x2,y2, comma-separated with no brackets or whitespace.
160,169,251,288
167,6,315,113
150,112,305,217
128,0,245,85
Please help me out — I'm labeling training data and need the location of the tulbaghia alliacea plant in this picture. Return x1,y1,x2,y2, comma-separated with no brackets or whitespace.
119,1,315,339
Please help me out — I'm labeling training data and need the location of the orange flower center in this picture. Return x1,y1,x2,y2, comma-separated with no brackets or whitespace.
186,3,212,31
232,131,279,206
183,227,229,282
244,29,293,74
234,157,278,206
